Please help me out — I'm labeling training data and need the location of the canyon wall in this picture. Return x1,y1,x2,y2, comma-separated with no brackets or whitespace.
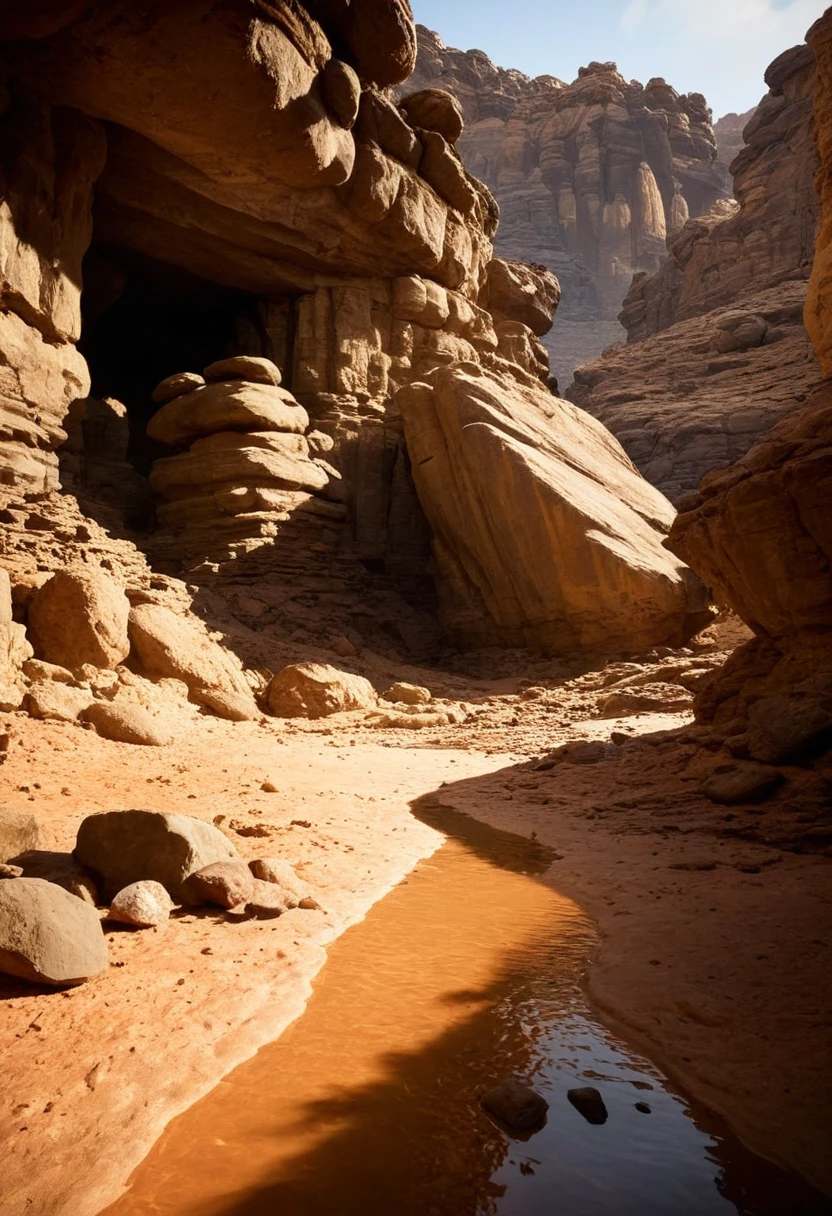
0,0,709,677
666,9,832,776
713,107,757,170
405,25,730,384
568,38,822,503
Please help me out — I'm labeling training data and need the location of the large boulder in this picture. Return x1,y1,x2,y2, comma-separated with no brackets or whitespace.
266,661,377,718
127,603,259,721
0,809,40,863
398,362,709,655
0,878,108,986
74,809,240,903
27,569,130,672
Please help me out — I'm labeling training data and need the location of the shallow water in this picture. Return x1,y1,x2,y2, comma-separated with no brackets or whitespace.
104,812,826,1216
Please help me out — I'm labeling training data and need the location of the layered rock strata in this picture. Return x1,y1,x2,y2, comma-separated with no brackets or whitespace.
569,38,823,501
666,7,832,779
405,26,730,382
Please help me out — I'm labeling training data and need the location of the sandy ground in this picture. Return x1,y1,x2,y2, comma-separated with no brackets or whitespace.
1,634,830,1212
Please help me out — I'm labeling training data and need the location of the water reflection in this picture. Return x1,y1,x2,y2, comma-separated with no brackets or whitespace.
102,816,826,1216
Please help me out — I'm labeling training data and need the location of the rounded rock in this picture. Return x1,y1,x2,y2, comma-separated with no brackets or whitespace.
481,1080,549,1132
108,880,174,928
203,356,281,387
151,372,205,405
400,88,464,143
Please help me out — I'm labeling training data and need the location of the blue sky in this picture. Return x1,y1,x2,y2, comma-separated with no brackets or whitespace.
411,0,829,117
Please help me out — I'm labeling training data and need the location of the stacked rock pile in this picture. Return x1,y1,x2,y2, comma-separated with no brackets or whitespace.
148,356,345,564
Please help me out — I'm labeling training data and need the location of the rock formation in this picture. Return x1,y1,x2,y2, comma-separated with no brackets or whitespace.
713,107,757,170
666,6,832,778
569,39,823,502
0,0,710,674
404,25,730,383
398,362,709,654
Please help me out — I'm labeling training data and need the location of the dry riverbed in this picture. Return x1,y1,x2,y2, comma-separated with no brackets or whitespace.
1,638,830,1212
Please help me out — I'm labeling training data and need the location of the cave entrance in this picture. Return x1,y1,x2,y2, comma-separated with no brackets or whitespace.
71,245,298,535
78,246,287,480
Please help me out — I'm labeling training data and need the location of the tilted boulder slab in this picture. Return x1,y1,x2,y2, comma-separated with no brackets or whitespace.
398,362,709,655
75,809,240,903
27,568,130,672
0,878,108,987
127,602,259,722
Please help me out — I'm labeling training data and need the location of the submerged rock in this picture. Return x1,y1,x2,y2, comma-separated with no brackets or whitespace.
567,1086,608,1125
481,1080,549,1132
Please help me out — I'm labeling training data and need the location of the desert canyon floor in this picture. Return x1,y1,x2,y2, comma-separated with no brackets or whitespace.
1,623,830,1215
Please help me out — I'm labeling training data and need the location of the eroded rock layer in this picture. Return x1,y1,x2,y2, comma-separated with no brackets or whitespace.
405,25,730,381
569,37,823,502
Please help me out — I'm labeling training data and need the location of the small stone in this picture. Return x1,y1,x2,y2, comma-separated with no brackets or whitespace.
81,701,174,747
0,864,23,879
261,781,278,793
0,808,40,863
381,682,432,706
567,1087,608,1125
183,861,254,910
108,881,174,928
245,878,288,918
481,1081,549,1132
701,762,783,805
248,858,311,906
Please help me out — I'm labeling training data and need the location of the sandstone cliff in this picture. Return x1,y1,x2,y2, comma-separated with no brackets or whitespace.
0,0,707,690
665,7,832,783
568,37,822,502
405,25,730,383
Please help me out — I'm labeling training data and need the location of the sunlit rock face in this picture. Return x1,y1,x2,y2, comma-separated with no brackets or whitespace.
0,0,705,661
567,35,824,505
403,25,730,381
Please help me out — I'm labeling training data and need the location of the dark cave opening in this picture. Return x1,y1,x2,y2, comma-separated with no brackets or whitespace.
78,246,266,477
